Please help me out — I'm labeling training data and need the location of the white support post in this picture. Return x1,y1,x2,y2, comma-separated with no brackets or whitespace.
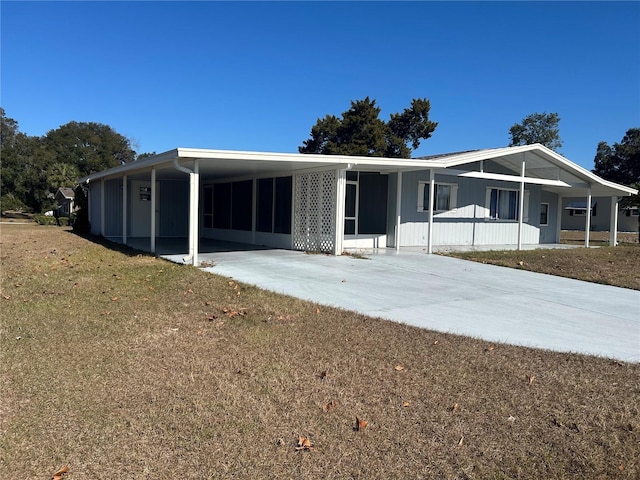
517,159,525,250
584,187,592,248
395,171,403,252
609,196,619,246
122,175,127,245
150,168,156,254
190,160,200,266
556,194,563,244
334,168,346,256
100,178,105,236
427,169,435,254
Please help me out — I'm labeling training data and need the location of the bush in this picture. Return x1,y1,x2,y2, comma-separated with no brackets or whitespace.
34,215,69,226
0,193,29,213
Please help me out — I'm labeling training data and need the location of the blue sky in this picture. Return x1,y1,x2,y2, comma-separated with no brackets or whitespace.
1,1,639,170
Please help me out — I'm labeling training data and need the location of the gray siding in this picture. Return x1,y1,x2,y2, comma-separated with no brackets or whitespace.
562,196,638,233
540,190,559,243
104,178,123,237
397,170,544,246
89,181,103,236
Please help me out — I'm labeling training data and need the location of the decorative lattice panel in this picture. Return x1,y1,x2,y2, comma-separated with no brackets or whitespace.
293,170,337,253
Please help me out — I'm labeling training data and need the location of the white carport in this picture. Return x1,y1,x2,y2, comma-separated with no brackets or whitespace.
78,144,637,266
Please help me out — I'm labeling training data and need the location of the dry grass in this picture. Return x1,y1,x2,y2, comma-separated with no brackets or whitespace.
447,233,640,291
1,224,639,479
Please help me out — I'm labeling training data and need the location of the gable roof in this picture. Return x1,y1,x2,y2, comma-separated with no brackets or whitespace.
55,187,75,199
78,144,637,198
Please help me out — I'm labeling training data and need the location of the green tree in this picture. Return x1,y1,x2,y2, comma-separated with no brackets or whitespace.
593,128,640,187
136,151,157,161
299,97,437,158
593,128,640,240
43,121,135,176
508,112,562,152
0,109,53,212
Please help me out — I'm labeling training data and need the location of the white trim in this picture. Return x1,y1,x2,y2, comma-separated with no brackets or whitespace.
78,144,637,198
417,181,458,213
517,159,525,250
455,170,572,188
610,196,619,246
335,168,346,255
427,170,435,254
585,187,592,248
486,186,524,222
395,171,402,251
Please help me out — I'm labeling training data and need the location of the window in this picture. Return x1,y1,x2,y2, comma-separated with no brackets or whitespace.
256,176,292,234
540,203,549,226
417,182,457,212
486,188,528,221
203,185,213,228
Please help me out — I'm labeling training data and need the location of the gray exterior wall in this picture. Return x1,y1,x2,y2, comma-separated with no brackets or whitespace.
89,181,102,236
540,190,560,243
390,170,553,247
561,196,638,233
103,178,123,237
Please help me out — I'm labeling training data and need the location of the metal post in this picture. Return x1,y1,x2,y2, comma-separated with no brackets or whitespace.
517,159,525,250
584,187,592,247
609,196,619,246
395,171,402,252
427,169,435,254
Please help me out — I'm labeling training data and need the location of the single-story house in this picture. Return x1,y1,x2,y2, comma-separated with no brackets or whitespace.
562,197,638,233
54,187,78,216
78,144,637,265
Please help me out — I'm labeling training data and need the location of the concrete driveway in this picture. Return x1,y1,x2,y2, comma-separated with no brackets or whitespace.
163,247,640,363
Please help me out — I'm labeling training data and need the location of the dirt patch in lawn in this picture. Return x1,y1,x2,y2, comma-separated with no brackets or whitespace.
1,225,639,479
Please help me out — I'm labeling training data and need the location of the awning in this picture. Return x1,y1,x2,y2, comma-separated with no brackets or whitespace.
565,200,597,210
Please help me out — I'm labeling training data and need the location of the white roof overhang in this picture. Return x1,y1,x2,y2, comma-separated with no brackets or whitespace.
78,144,637,198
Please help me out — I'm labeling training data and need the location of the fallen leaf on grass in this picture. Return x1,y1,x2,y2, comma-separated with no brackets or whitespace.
51,465,69,479
355,417,368,431
484,345,495,352
619,464,625,471
402,401,411,407
458,435,464,446
324,400,337,411
450,403,459,412
295,435,313,451
110,297,118,301
527,375,536,385
394,364,405,371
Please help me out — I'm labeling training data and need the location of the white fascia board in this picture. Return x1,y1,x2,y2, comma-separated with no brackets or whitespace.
176,147,436,170
78,148,179,184
456,170,573,187
435,144,637,196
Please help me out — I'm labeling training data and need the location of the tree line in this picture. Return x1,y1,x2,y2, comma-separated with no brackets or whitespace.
1,103,637,216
